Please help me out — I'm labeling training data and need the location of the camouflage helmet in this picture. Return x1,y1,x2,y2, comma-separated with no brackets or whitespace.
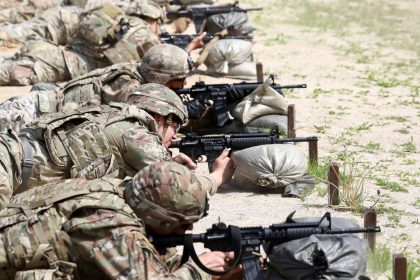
138,44,192,84
127,83,188,124
124,0,165,22
125,162,209,231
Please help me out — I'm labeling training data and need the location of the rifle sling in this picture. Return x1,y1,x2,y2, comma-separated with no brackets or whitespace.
195,29,229,67
181,225,242,276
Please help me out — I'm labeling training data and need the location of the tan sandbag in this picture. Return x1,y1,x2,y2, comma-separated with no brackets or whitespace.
231,144,309,191
230,76,288,124
204,39,253,76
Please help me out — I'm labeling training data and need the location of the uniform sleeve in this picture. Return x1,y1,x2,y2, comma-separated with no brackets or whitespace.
0,135,21,208
196,174,217,195
89,230,211,280
68,209,211,280
0,164,13,208
122,127,172,172
105,121,172,175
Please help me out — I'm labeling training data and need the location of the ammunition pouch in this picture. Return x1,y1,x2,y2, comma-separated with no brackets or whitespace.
23,108,118,180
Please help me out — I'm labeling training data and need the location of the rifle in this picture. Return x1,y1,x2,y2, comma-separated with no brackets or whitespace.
166,1,263,32
170,126,318,169
160,32,253,49
150,212,381,280
177,75,307,127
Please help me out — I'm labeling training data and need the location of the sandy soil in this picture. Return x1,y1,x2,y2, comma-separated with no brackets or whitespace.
0,0,419,277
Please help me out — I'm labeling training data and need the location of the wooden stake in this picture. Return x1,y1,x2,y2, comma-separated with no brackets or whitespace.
287,104,296,138
328,162,340,206
256,62,264,82
364,208,377,252
393,254,407,280
308,139,318,164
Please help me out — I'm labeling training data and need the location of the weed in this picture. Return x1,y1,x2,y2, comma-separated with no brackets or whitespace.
395,128,410,134
401,137,416,153
368,244,420,279
348,122,373,133
356,55,370,64
413,198,420,209
316,185,328,197
311,88,329,98
367,246,391,277
264,34,289,46
363,141,381,153
387,212,402,227
386,116,409,123
403,159,416,165
375,178,408,192
308,161,329,182
313,124,329,134
407,259,420,280
298,187,313,201
337,158,371,213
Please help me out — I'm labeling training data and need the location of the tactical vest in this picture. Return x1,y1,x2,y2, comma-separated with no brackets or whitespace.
19,104,157,184
21,106,120,181
102,17,160,64
0,177,139,278
67,4,130,60
59,62,143,106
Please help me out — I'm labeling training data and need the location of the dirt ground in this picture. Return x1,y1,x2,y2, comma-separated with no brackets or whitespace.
0,0,419,277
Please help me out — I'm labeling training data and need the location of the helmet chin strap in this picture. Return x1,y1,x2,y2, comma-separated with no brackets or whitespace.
161,114,173,140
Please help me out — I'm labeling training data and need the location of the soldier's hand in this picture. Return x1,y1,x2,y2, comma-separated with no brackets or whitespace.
214,264,243,280
210,149,234,188
198,251,236,272
185,32,207,53
173,153,197,170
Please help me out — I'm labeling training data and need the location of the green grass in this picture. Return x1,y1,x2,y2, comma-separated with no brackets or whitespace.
386,116,409,123
413,198,420,209
368,245,420,279
375,178,408,193
311,87,330,98
403,159,416,165
401,137,416,153
348,122,373,133
363,141,381,153
395,128,410,134
367,245,392,276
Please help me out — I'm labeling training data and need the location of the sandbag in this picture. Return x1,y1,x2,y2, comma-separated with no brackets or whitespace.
266,217,369,280
231,144,314,196
204,39,255,78
182,114,288,135
205,12,255,35
231,76,288,124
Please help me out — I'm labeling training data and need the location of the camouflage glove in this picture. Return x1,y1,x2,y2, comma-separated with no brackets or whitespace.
185,99,207,119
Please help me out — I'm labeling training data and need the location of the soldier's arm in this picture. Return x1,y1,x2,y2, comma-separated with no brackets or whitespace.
68,209,211,279
0,136,21,208
105,122,172,175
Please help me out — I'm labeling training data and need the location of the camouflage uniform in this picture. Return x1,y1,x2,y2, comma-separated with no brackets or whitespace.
0,6,81,47
0,0,66,24
0,85,216,208
0,44,191,133
0,3,161,86
0,0,164,47
0,162,211,279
